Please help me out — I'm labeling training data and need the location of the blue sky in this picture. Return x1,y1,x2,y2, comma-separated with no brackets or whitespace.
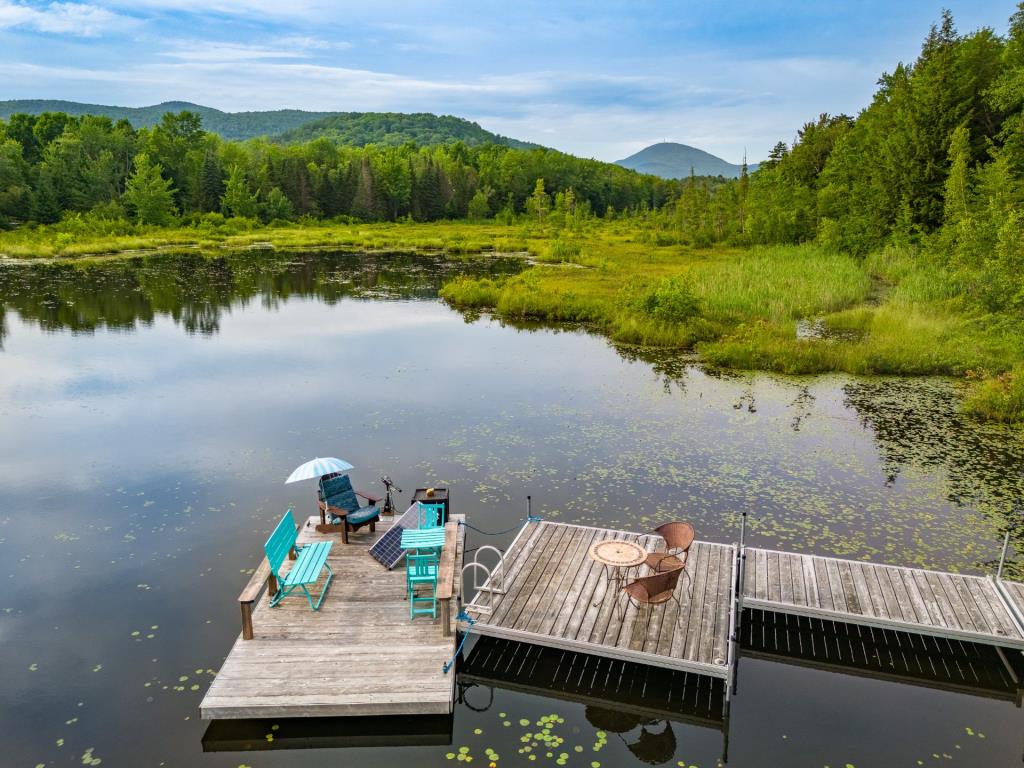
0,1,1017,161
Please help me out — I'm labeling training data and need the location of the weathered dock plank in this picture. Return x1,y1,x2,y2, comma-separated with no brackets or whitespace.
463,521,737,679
200,515,465,720
744,548,1024,650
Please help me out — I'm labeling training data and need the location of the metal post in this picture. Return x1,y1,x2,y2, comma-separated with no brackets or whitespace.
998,529,1011,581
527,495,532,520
737,512,747,623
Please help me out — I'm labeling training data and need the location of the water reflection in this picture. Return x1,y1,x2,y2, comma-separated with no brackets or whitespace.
844,378,1024,572
2,250,1024,767
0,249,525,340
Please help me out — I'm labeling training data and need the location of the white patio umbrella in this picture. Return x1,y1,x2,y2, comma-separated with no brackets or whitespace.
285,457,354,484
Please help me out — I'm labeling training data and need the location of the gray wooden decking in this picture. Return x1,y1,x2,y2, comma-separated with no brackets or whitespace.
200,515,465,720
998,578,1024,631
742,547,1024,649
462,521,739,679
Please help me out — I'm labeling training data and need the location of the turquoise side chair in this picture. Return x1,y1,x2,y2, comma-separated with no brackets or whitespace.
417,502,444,530
406,552,439,620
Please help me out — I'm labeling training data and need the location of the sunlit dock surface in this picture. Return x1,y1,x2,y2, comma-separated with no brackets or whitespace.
200,515,466,720
464,521,739,680
742,547,1024,650
463,520,1024,700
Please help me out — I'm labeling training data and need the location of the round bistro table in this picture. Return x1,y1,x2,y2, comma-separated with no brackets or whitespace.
588,539,647,605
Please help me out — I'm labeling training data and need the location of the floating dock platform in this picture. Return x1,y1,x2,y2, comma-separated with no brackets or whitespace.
463,521,740,681
741,547,1024,649
462,520,1024,701
200,514,466,720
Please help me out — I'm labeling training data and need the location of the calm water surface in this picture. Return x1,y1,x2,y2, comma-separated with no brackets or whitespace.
2,251,1023,768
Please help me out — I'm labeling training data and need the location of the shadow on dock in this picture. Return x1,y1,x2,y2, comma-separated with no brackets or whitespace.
201,713,453,752
459,635,727,731
739,608,1024,705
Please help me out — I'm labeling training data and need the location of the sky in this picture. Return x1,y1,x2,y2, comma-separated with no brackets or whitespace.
0,0,1018,162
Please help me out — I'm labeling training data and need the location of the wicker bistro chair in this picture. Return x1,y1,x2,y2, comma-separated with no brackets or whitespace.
645,521,695,574
617,564,688,622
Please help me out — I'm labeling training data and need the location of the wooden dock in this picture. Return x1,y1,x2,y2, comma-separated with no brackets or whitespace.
741,547,1024,649
200,515,466,720
462,521,739,680
200,508,1024,727
460,519,1024,705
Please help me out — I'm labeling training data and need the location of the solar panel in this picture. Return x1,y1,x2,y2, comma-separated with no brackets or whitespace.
368,502,421,569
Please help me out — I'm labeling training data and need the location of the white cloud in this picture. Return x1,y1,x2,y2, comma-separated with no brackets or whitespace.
0,0,133,37
276,35,352,51
160,42,313,62
0,47,876,161
158,35,353,63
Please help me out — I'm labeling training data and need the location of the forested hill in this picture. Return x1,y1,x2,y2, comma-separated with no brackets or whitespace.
615,142,757,179
0,100,537,147
0,100,336,141
273,112,539,148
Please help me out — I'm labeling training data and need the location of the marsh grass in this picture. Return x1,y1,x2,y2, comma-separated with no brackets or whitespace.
963,369,1024,422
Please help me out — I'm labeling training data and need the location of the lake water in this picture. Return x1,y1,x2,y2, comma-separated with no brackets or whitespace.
2,250,1023,768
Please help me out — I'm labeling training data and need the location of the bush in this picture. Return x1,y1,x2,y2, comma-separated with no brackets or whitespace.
638,276,701,323
963,369,1024,423
538,236,582,262
439,276,505,308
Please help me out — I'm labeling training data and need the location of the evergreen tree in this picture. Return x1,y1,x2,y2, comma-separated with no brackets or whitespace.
0,138,32,224
350,155,383,220
943,124,973,227
526,178,550,220
467,186,492,219
413,160,445,221
220,165,259,219
123,152,176,225
262,187,294,222
199,152,225,212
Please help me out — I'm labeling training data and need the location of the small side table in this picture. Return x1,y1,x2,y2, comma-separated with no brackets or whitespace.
412,487,449,525
588,540,647,605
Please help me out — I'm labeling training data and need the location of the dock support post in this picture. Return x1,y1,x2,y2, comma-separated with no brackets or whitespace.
240,602,254,640
998,529,1011,581
729,512,747,698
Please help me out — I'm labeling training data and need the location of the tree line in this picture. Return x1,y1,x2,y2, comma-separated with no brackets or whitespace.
0,108,683,228
2,4,1022,309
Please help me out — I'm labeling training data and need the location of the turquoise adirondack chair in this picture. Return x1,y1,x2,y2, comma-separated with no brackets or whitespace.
266,508,334,611
417,502,444,530
406,552,439,619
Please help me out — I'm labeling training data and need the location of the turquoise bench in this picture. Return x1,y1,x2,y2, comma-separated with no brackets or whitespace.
266,509,333,611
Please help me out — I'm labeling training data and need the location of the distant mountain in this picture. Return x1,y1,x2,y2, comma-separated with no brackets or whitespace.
0,100,539,148
0,100,336,141
273,112,540,149
615,142,757,179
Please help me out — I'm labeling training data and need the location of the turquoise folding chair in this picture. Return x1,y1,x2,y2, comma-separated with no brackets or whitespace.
406,552,439,619
417,502,444,530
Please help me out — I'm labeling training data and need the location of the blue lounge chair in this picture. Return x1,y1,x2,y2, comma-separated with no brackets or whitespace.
318,473,381,543
266,508,333,610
